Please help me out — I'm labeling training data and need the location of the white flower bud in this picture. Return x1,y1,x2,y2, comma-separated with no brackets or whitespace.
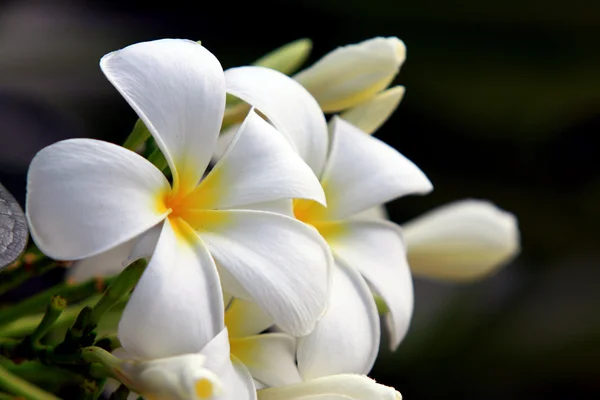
257,374,401,400
294,37,406,112
403,200,520,281
119,354,223,400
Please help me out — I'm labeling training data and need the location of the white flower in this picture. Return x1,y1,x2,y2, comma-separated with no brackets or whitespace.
26,38,334,370
225,66,432,379
403,199,520,281
293,37,405,113
257,374,402,400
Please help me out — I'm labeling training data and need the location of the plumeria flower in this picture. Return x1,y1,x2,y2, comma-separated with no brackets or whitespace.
293,36,406,133
403,199,520,281
225,67,432,379
26,37,334,369
257,374,402,400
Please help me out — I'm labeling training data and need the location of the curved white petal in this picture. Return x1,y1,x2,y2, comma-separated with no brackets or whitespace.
324,220,413,350
200,329,257,400
225,298,274,338
225,66,329,176
101,39,225,192
231,333,301,388
257,374,401,400
26,139,169,260
186,110,325,210
340,86,405,134
294,36,406,112
316,118,432,221
118,218,224,359
351,206,388,221
68,215,164,282
404,199,520,281
239,200,294,217
119,353,224,400
297,261,379,379
67,238,135,283
192,209,332,336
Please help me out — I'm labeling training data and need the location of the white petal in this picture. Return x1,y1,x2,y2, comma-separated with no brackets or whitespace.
317,118,432,220
199,329,257,400
294,37,406,112
186,110,325,210
239,200,294,217
213,124,239,163
119,353,224,400
118,218,224,359
193,209,332,336
67,238,135,283
225,298,273,338
340,86,405,134
403,199,520,281
351,206,388,221
257,374,401,400
324,220,413,350
298,261,379,379
101,39,225,192
26,139,169,260
231,333,301,388
225,66,329,175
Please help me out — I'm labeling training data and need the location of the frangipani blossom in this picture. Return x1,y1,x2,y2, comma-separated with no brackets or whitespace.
26,38,333,370
257,374,402,400
225,66,432,379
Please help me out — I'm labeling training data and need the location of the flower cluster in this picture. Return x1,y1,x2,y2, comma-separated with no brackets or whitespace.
20,37,519,399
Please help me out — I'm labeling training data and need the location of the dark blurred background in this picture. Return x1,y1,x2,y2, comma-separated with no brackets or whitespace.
1,0,599,398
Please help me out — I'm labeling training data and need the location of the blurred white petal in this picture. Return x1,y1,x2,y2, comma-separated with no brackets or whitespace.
404,199,520,281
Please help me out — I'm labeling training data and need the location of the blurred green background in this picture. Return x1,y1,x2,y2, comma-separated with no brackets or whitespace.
1,0,599,398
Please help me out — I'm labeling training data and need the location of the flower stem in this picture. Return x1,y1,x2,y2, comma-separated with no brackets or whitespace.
0,364,60,400
0,277,112,326
122,119,151,151
81,347,121,380
89,259,146,327
29,296,66,344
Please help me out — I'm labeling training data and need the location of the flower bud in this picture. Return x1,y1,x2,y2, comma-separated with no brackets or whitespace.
118,354,223,400
403,200,520,281
257,374,401,400
340,86,405,134
294,37,406,112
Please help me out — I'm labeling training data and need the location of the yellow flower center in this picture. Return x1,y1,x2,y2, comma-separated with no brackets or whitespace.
194,378,214,399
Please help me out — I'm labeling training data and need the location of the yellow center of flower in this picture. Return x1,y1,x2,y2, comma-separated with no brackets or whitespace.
154,168,231,240
293,198,345,240
194,378,214,399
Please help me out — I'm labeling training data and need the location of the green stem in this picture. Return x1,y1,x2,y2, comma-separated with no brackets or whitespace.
29,297,66,343
0,300,97,338
0,364,59,400
122,119,151,151
0,277,114,326
90,260,146,327
81,347,122,380
3,360,84,391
